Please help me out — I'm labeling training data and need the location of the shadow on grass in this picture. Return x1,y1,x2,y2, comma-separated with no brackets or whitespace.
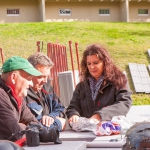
145,51,150,65
125,65,135,93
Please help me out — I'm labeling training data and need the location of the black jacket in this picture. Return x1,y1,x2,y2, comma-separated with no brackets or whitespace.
66,79,132,121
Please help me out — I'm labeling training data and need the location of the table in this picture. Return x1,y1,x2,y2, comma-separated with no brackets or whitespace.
23,105,150,150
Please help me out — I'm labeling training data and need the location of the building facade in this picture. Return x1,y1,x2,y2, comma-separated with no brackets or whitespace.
0,0,150,23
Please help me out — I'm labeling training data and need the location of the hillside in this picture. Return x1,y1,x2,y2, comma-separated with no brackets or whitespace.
0,22,150,104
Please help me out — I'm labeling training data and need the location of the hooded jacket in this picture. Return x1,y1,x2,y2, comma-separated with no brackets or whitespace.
66,79,132,121
0,78,38,141
25,80,66,131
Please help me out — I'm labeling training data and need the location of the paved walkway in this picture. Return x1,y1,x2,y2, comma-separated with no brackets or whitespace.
126,105,150,122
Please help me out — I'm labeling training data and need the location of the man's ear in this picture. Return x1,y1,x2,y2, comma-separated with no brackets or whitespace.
11,72,17,84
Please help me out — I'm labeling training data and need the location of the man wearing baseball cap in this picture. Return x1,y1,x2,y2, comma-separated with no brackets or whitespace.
0,56,42,141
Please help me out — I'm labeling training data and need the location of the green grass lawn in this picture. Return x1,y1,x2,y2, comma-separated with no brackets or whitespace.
0,22,150,105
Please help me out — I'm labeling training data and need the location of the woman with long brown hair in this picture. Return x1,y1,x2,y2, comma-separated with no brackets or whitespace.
66,44,132,124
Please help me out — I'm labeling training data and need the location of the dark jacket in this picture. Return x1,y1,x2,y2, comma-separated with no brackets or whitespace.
0,78,38,141
25,80,66,131
66,79,132,121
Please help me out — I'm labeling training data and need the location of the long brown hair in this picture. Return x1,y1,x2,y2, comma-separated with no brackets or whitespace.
81,44,127,89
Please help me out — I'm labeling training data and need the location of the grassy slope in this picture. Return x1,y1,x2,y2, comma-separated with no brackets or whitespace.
0,22,150,104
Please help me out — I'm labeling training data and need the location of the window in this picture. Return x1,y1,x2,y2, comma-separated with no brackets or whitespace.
59,9,71,16
7,9,20,16
138,9,148,16
99,9,110,16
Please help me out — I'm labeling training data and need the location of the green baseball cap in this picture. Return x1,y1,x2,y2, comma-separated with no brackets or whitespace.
2,56,42,76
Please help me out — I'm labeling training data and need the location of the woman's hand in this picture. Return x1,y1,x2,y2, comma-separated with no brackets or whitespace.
68,115,79,123
90,114,101,124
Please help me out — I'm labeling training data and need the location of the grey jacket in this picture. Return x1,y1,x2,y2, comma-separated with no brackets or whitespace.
66,79,132,121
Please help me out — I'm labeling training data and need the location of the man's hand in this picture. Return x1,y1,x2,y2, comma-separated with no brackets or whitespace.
56,117,66,131
68,115,79,123
41,115,54,127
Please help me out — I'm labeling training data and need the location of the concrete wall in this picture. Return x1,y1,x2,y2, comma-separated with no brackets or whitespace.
45,2,121,22
0,0,40,23
0,0,150,23
129,1,150,22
